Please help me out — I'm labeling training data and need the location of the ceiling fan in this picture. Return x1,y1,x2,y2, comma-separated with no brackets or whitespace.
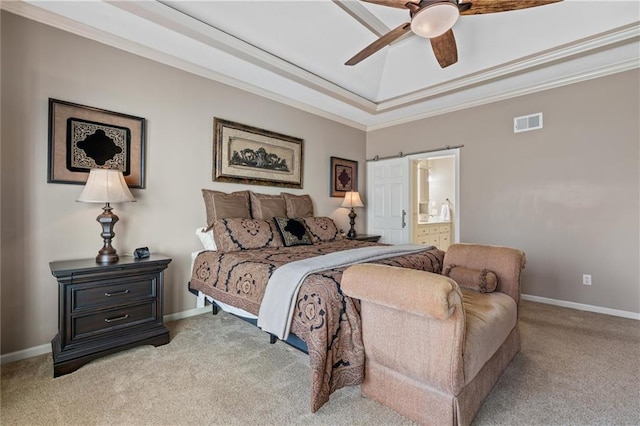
345,0,563,68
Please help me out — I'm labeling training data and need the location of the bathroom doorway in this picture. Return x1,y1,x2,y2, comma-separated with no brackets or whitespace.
409,150,459,249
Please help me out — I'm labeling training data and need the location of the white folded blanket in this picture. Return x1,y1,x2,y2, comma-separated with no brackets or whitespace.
257,244,433,340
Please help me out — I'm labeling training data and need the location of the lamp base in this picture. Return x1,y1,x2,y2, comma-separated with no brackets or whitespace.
347,208,357,239
96,251,119,265
95,203,119,264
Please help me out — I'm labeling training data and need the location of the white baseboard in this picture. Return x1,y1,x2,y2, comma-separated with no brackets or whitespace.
0,343,51,365
163,306,210,322
521,294,640,320
0,306,212,365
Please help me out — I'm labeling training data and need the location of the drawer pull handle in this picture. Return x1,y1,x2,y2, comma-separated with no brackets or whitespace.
105,289,130,297
104,314,129,323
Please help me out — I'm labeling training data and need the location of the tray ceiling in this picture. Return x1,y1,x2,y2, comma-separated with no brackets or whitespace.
4,0,639,130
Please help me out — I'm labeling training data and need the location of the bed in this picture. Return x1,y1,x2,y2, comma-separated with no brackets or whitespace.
188,190,445,412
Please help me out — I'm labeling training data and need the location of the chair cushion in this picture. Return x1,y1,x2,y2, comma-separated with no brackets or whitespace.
461,289,517,382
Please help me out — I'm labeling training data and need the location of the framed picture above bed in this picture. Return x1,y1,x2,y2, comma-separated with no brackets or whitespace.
47,98,146,188
213,118,304,189
330,156,358,197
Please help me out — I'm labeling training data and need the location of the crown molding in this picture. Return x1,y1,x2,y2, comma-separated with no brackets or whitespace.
131,3,639,115
2,1,638,131
112,0,379,112
0,1,368,130
375,22,640,112
366,57,639,131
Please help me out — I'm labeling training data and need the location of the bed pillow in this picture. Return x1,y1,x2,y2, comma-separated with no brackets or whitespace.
443,265,498,293
212,218,283,252
302,217,342,242
273,217,313,247
282,193,314,218
195,227,217,251
202,189,251,228
249,192,287,220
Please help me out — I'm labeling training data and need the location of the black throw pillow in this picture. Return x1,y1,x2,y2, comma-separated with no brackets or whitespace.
273,217,313,247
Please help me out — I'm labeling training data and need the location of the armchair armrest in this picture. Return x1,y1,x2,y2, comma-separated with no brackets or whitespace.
343,263,467,394
342,264,463,320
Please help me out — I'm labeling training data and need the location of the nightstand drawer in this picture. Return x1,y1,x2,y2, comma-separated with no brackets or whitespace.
72,279,156,311
71,302,157,341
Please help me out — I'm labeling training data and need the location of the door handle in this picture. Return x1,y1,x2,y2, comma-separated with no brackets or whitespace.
402,209,407,228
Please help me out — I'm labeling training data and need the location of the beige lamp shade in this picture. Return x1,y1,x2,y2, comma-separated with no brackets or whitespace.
77,169,135,203
341,191,364,208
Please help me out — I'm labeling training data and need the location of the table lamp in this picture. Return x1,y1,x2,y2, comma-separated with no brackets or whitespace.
341,191,364,239
77,169,135,264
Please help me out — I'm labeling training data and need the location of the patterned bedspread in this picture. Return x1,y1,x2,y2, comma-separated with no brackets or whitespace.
189,239,444,412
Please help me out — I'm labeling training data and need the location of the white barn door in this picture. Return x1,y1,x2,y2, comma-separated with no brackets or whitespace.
367,158,409,244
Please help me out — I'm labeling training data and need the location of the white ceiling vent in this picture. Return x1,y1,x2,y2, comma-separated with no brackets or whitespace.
514,112,543,133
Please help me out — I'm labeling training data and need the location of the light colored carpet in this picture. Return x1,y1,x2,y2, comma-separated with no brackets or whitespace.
1,301,639,425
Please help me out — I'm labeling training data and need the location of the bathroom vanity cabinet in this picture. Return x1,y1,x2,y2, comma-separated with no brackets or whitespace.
413,222,451,251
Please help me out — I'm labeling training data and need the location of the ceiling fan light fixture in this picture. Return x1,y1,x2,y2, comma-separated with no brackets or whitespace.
410,1,460,39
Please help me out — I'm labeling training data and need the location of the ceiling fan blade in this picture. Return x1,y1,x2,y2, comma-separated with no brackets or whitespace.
346,22,412,66
359,0,419,9
459,0,562,16
430,29,458,68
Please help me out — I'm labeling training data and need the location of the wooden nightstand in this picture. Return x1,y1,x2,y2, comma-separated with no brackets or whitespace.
50,254,171,377
347,234,381,242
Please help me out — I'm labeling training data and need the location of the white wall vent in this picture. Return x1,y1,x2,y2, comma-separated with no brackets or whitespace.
514,112,543,133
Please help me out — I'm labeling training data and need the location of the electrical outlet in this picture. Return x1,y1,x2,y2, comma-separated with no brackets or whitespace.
583,274,592,286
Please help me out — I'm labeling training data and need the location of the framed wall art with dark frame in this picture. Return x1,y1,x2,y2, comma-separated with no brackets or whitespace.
213,118,304,189
330,156,358,197
48,98,146,188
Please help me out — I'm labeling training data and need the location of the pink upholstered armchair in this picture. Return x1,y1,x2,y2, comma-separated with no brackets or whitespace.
342,244,526,426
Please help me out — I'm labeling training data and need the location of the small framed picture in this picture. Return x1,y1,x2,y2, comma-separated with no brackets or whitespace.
48,98,146,188
330,156,358,197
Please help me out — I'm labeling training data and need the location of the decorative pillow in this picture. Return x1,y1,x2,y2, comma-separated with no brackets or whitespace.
212,218,283,252
195,227,217,251
282,192,314,218
202,189,251,228
302,217,342,242
443,265,498,293
249,192,287,220
273,217,313,247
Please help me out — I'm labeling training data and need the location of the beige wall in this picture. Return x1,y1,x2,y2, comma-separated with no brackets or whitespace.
2,11,638,357
0,12,366,354
368,70,640,314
